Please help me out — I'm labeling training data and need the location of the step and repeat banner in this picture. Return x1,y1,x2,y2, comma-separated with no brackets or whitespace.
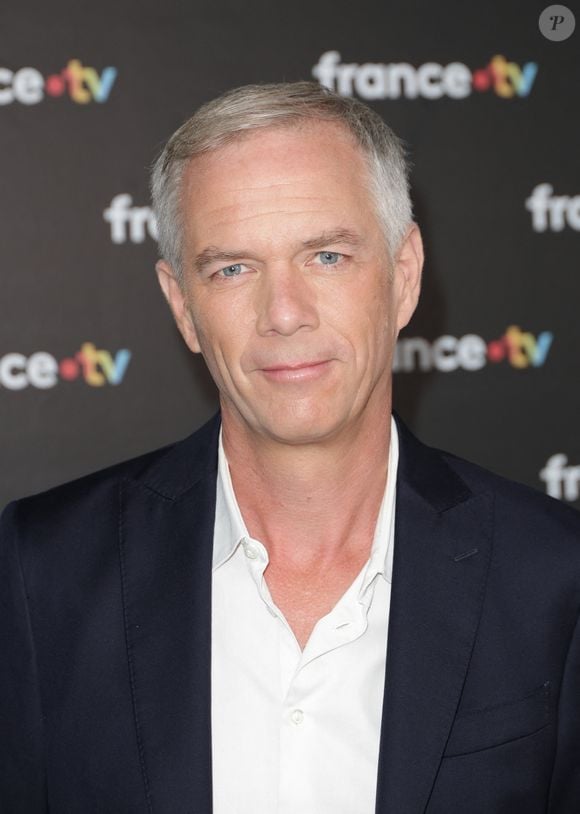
1,1,578,509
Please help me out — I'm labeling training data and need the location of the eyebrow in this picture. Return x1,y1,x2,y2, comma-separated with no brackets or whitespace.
300,228,364,251
194,229,363,274
194,248,247,274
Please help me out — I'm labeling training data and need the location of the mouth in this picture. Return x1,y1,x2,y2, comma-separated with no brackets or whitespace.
258,359,333,383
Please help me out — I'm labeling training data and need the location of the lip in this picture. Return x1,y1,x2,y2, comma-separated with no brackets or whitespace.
259,359,333,382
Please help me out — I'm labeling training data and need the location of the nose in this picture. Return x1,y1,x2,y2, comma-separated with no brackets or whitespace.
255,264,320,337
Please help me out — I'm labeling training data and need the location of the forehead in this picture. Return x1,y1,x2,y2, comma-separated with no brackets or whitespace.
179,121,380,249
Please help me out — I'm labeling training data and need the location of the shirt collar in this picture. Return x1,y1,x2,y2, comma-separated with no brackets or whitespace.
213,416,399,585
212,431,249,570
363,417,398,588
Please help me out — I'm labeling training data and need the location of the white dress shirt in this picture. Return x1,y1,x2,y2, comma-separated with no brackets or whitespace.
211,417,399,814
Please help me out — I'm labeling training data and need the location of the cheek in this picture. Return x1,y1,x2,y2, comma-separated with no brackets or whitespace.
190,307,250,385
340,277,394,352
369,274,397,335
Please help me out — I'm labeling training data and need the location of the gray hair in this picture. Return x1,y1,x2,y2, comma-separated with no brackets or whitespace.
150,81,413,283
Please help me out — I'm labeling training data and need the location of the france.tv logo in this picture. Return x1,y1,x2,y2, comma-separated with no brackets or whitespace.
394,326,553,373
0,343,131,390
0,60,117,105
312,51,538,100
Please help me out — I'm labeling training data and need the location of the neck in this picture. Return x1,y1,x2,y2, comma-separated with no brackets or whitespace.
221,402,393,568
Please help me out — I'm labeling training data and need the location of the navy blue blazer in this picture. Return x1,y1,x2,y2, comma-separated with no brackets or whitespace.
2,412,580,813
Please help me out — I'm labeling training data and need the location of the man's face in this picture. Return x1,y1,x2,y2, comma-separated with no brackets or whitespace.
158,121,422,445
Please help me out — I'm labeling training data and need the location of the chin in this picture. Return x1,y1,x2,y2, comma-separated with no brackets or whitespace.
253,405,348,446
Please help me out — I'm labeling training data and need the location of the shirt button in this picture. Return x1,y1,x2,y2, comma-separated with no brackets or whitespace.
243,542,259,559
290,709,304,725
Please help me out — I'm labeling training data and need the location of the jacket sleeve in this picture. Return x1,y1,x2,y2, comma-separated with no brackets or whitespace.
548,605,580,813
0,501,48,812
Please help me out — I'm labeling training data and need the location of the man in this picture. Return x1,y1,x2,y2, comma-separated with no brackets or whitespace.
1,82,579,814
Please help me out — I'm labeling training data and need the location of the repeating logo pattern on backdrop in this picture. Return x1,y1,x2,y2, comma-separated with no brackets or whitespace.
0,7,576,515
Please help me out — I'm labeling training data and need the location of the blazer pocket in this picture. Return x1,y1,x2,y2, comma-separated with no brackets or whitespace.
443,681,553,757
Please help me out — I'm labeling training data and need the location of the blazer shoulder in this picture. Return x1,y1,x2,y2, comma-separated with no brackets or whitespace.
438,447,580,558
395,414,580,539
441,448,579,516
1,411,221,542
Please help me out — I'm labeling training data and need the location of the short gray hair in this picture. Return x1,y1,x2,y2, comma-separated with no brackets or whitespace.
150,81,413,283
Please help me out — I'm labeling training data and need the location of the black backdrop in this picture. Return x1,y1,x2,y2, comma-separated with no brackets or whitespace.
1,0,579,510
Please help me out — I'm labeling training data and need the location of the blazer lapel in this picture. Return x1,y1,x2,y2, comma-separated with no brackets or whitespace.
118,413,221,814
375,417,494,814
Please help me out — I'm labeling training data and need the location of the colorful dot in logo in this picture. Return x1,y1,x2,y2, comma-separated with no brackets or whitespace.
58,357,81,380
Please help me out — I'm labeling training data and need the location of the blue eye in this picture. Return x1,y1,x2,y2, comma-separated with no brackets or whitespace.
220,264,243,277
318,251,341,265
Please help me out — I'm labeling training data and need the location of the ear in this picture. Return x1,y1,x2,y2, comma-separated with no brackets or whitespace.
155,260,202,354
393,223,424,332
